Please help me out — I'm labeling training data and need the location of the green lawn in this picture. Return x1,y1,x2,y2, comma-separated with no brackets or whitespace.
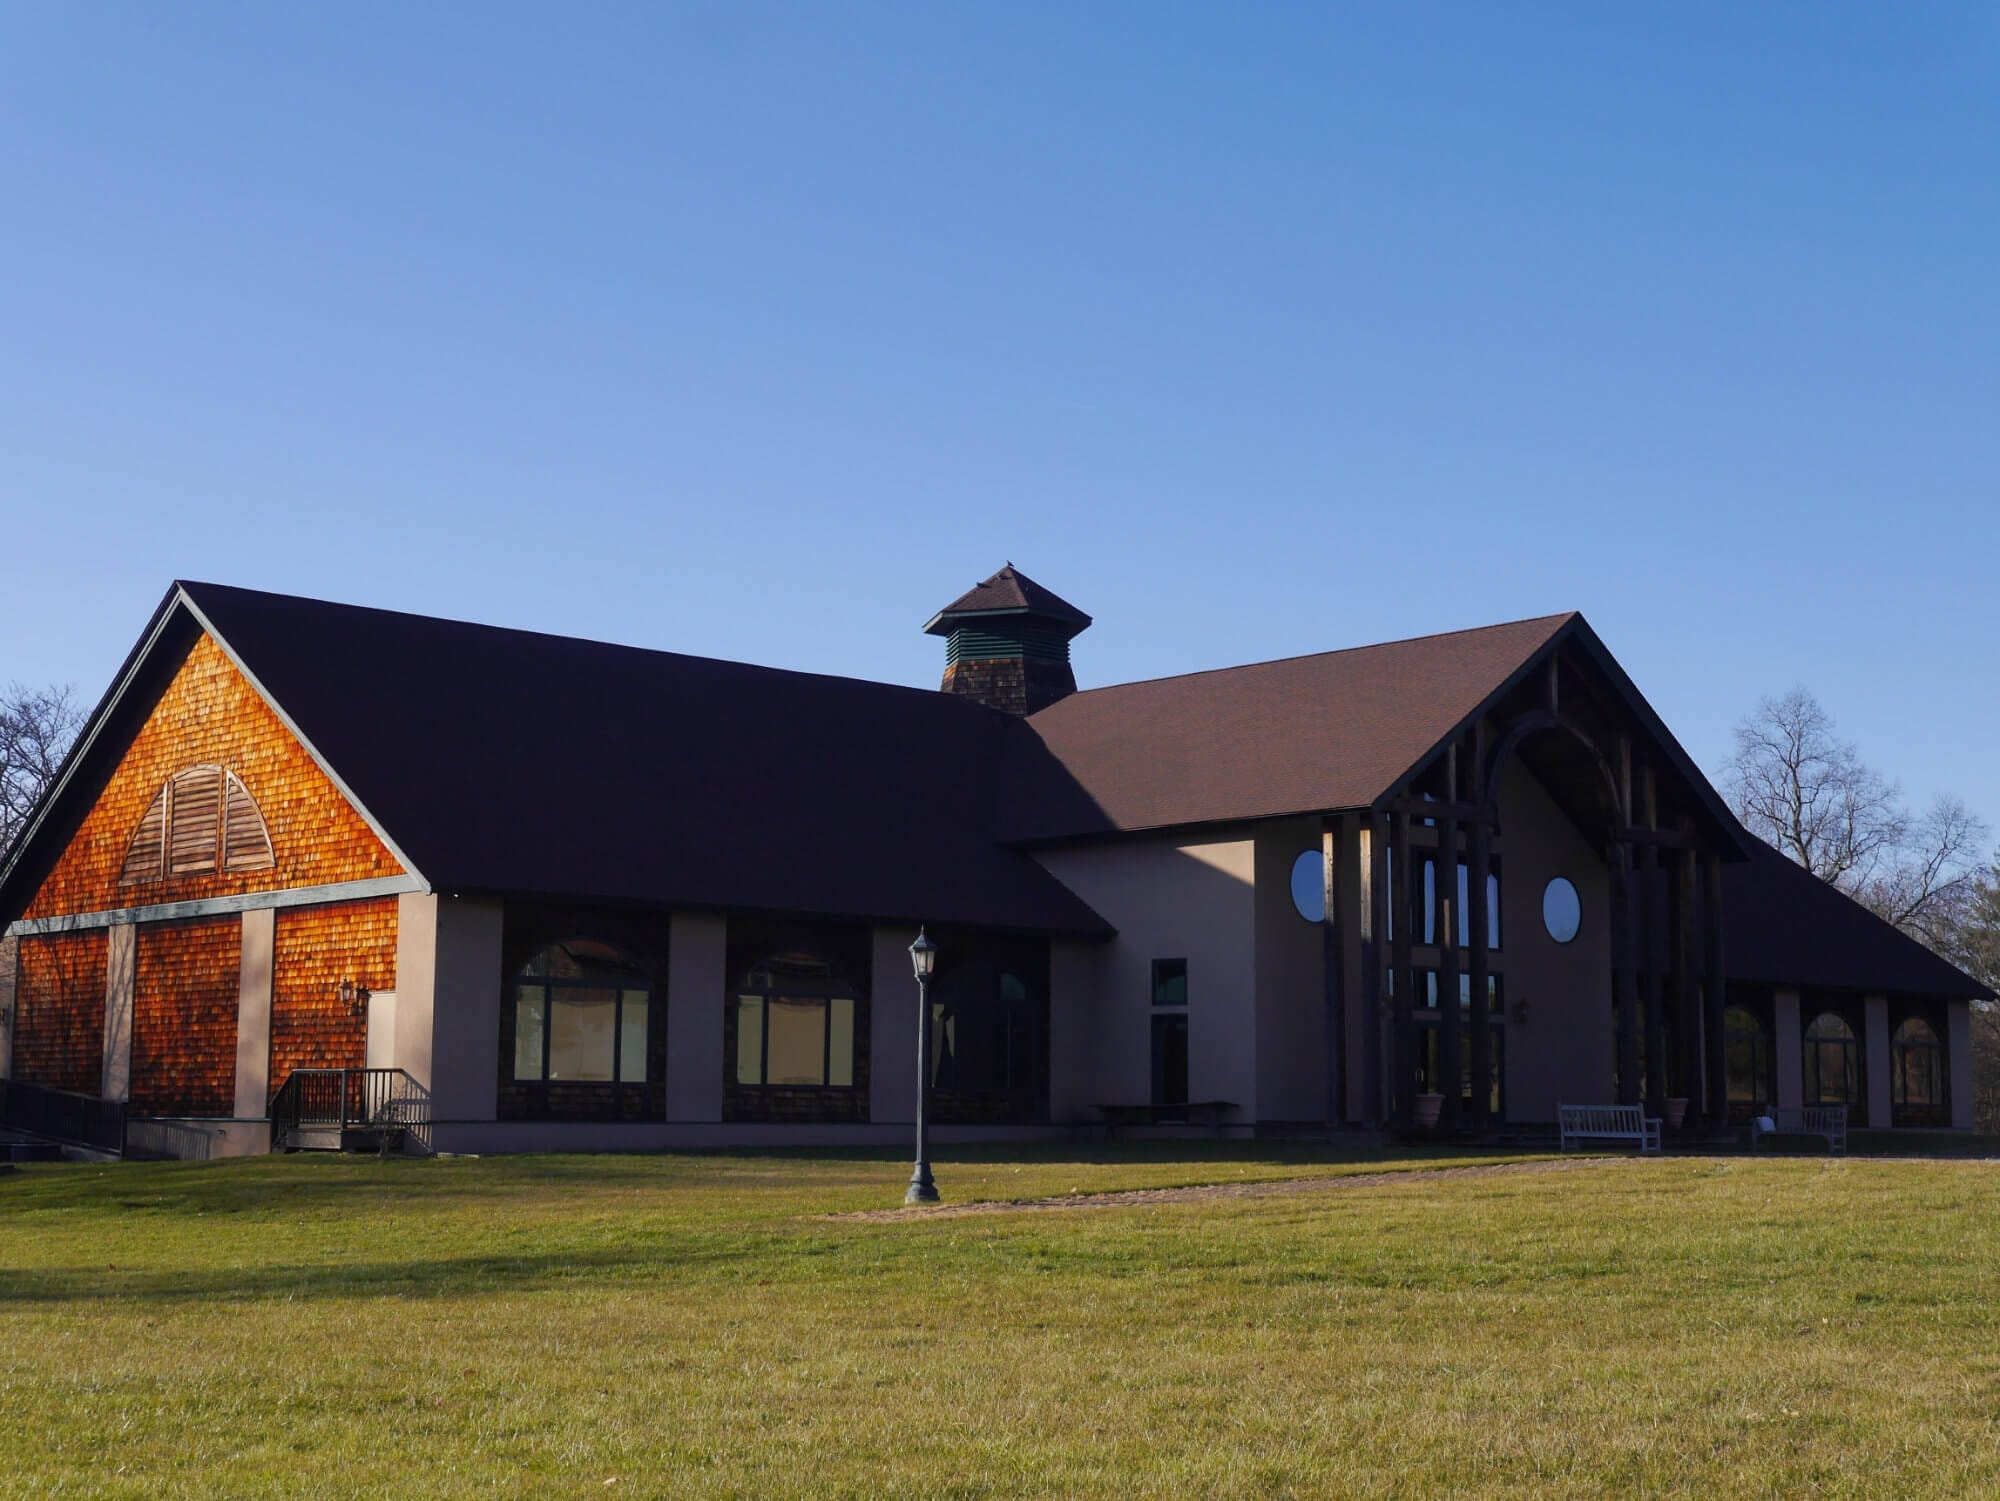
2,1145,1997,1499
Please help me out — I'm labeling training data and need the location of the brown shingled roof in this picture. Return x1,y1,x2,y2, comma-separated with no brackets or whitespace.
924,564,1092,636
1002,613,1577,839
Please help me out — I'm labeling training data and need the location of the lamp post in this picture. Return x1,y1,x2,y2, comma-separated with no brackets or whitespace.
906,928,940,1204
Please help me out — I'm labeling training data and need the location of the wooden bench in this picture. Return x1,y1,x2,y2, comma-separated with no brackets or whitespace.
1096,1101,1239,1137
1558,1103,1662,1154
1752,1105,1847,1155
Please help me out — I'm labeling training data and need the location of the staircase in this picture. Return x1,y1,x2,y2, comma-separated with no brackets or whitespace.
268,1068,433,1155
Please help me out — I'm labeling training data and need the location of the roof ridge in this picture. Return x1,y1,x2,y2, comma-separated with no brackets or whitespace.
174,579,999,715
1049,610,1578,702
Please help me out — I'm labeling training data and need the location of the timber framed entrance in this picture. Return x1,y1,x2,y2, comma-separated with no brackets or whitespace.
1318,621,1748,1136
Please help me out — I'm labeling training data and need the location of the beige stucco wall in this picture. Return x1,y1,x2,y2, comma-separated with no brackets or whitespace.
666,911,726,1122
102,922,135,1102
394,892,503,1127
1490,759,1614,1121
1047,938,1100,1121
870,925,920,1125
1949,999,1975,1130
1032,829,1257,1123
232,908,275,1119
1253,817,1328,1123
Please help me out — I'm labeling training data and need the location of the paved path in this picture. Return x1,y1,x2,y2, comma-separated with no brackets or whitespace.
834,1155,1597,1222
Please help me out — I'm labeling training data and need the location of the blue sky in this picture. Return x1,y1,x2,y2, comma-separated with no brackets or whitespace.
3,4,1995,829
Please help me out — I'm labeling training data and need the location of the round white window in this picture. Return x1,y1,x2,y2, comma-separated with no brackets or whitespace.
1290,850,1324,923
1542,877,1581,944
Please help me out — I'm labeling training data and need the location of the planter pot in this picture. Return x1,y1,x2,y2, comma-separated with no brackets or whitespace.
1414,1092,1445,1130
1664,1097,1689,1131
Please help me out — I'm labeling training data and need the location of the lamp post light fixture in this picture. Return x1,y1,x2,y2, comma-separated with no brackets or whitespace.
906,928,940,1204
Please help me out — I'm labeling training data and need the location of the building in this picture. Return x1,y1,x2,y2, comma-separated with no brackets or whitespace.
0,568,1987,1156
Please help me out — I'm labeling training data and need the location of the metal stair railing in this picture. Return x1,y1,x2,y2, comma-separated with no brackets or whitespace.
267,1068,432,1155
0,1078,127,1155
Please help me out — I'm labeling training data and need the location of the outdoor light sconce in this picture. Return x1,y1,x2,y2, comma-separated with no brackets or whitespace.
1512,994,1530,1025
338,978,372,1020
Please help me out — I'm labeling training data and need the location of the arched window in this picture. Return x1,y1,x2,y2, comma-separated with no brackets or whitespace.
1803,1012,1859,1107
120,764,274,884
1891,1017,1945,1125
735,951,857,1089
513,939,650,1083
1724,1007,1770,1112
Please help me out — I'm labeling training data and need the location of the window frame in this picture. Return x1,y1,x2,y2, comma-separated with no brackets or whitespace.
732,956,860,1093
512,939,653,1086
1889,1015,1946,1126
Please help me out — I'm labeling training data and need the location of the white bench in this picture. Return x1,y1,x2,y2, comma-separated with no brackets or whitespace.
1752,1105,1847,1155
1558,1103,1662,1154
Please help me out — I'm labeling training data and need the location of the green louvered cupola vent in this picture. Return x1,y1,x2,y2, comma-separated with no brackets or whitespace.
944,621,1073,666
924,563,1092,715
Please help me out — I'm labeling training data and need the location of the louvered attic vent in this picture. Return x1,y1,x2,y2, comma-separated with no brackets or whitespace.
120,764,276,884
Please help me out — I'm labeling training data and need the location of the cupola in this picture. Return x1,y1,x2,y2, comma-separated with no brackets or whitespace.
924,564,1091,716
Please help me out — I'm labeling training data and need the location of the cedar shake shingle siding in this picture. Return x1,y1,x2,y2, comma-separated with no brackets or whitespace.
13,932,107,1094
271,899,398,1081
132,919,240,1117
22,633,403,921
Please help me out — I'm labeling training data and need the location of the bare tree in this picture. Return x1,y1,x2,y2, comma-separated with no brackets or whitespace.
0,683,83,860
1721,687,1988,942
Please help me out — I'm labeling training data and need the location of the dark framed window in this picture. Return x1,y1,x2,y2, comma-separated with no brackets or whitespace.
1724,1006,1770,1112
1803,1011,1860,1107
1150,956,1190,1113
1151,1013,1189,1109
932,973,1032,1097
514,939,651,1083
1411,855,1502,950
1890,1016,1945,1126
1413,972,1504,1116
735,955,857,1088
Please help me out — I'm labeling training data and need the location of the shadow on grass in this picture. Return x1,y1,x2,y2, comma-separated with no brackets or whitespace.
0,1141,1510,1222
0,1239,777,1307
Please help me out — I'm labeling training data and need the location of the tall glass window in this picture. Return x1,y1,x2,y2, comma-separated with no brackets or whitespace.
1151,958,1189,1112
514,939,650,1083
1890,1017,1945,1125
735,953,857,1089
1803,1012,1859,1107
1724,1006,1770,1112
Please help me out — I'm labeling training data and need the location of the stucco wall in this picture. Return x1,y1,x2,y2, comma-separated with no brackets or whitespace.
1047,938,1100,1121
1492,759,1614,1121
393,892,504,1125
666,912,725,1122
1032,830,1257,1122
870,925,920,1126
1253,817,1328,1124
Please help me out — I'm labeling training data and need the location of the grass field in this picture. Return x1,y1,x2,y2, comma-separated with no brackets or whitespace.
3,1144,1997,1498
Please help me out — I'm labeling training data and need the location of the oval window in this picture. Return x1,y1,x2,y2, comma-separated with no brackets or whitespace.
1290,850,1324,923
1542,877,1581,944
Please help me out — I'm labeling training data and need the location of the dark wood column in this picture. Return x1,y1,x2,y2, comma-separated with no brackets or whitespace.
1673,845,1701,1133
1391,807,1414,1128
1467,808,1492,1132
1703,852,1729,1128
1437,804,1462,1131
1363,810,1388,1126
1639,842,1667,1114
1320,818,1345,1131
1611,839,1641,1105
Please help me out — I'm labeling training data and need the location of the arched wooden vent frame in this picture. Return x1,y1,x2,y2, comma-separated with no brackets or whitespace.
119,764,276,885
